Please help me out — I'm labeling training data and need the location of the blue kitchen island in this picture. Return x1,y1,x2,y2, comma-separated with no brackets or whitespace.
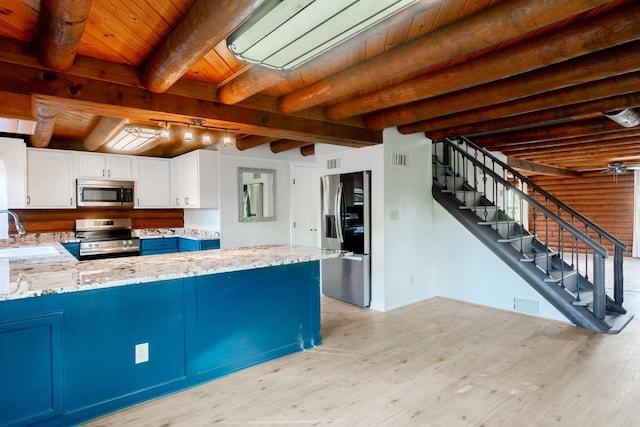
0,244,338,427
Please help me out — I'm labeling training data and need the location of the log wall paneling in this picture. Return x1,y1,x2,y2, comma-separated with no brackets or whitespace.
11,209,184,234
529,173,633,255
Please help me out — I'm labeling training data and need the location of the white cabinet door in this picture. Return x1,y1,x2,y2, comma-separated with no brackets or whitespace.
0,137,27,208
135,157,171,208
106,155,133,179
26,149,75,208
78,153,132,179
170,150,219,209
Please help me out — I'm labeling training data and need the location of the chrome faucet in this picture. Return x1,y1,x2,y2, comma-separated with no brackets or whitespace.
0,210,25,235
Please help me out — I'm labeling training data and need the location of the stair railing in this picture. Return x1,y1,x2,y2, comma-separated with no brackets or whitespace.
436,137,627,320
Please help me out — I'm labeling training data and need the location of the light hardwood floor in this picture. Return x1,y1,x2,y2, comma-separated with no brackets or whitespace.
87,262,640,427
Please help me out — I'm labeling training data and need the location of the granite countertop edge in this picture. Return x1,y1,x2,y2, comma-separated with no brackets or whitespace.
0,244,342,302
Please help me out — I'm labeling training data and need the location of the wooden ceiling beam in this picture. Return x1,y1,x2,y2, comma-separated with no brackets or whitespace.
371,40,640,131
0,90,34,121
473,119,625,148
426,91,640,140
408,71,640,136
506,157,579,177
83,116,128,151
141,0,263,93
300,145,315,157
277,0,610,114
326,3,640,121
506,137,640,162
270,140,309,154
236,135,279,151
491,127,640,153
0,36,363,127
0,61,381,148
29,106,59,147
37,0,92,71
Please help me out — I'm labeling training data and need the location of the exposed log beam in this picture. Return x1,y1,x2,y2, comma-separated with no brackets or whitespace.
0,36,364,127
505,136,640,163
141,0,263,93
300,145,315,157
270,140,309,154
491,127,640,152
277,0,610,114
29,106,59,147
37,0,92,71
0,90,34,121
507,157,579,177
0,61,381,148
473,119,625,148
369,40,640,130
215,0,439,106
426,91,640,140
83,116,128,151
236,135,280,151
404,71,640,135
326,3,640,121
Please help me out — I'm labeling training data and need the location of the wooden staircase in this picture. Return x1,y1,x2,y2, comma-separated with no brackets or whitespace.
433,137,633,333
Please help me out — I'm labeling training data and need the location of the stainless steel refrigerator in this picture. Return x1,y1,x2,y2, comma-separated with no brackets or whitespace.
320,170,371,307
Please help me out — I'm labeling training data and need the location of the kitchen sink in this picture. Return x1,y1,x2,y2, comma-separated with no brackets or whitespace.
0,245,60,259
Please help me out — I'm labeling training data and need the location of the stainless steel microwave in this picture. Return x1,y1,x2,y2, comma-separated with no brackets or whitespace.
77,179,135,207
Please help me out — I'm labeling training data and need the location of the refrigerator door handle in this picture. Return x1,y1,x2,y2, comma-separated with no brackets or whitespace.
335,182,344,244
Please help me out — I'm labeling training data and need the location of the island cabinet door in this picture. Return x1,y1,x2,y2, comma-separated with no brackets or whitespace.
0,313,64,427
61,279,188,418
192,261,321,377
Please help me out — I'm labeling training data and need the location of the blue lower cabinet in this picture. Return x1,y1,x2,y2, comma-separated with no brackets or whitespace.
178,238,221,252
140,238,178,255
61,242,80,260
0,261,320,426
0,314,64,427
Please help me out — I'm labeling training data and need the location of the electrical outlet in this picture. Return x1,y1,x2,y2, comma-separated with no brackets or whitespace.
135,342,149,364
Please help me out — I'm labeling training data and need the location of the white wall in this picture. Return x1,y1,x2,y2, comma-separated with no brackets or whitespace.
183,209,220,232
218,153,291,249
382,128,436,310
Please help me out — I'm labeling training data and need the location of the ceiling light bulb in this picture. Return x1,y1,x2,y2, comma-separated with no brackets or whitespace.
223,131,233,147
184,130,193,141
202,134,212,144
161,128,170,138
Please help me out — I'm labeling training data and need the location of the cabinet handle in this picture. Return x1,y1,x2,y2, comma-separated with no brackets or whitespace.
108,169,111,177
137,198,140,205
102,169,105,177
176,197,179,205
70,197,73,206
184,197,189,205
26,195,31,205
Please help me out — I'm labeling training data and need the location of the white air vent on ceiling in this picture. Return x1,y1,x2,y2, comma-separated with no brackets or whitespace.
326,158,340,169
392,151,408,168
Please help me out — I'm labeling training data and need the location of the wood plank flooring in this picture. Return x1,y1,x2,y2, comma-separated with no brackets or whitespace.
85,282,640,427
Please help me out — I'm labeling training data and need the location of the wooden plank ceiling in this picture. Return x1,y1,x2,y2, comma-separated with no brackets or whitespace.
0,0,638,173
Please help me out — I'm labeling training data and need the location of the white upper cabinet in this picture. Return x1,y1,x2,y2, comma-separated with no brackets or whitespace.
134,157,171,208
0,137,27,208
25,148,75,208
171,150,219,209
78,153,132,180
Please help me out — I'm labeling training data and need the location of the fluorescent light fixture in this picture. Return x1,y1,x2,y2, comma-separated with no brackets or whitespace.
105,124,163,152
227,0,417,70
605,108,640,128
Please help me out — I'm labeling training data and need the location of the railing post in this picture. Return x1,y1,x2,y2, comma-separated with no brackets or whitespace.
593,253,606,321
614,245,624,305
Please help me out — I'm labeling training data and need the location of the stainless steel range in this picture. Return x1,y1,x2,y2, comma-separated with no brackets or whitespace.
75,218,140,260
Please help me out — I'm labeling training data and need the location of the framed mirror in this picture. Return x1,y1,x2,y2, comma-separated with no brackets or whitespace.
238,167,277,222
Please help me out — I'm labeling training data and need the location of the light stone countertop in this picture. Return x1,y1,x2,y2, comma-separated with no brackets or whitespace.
0,243,341,302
